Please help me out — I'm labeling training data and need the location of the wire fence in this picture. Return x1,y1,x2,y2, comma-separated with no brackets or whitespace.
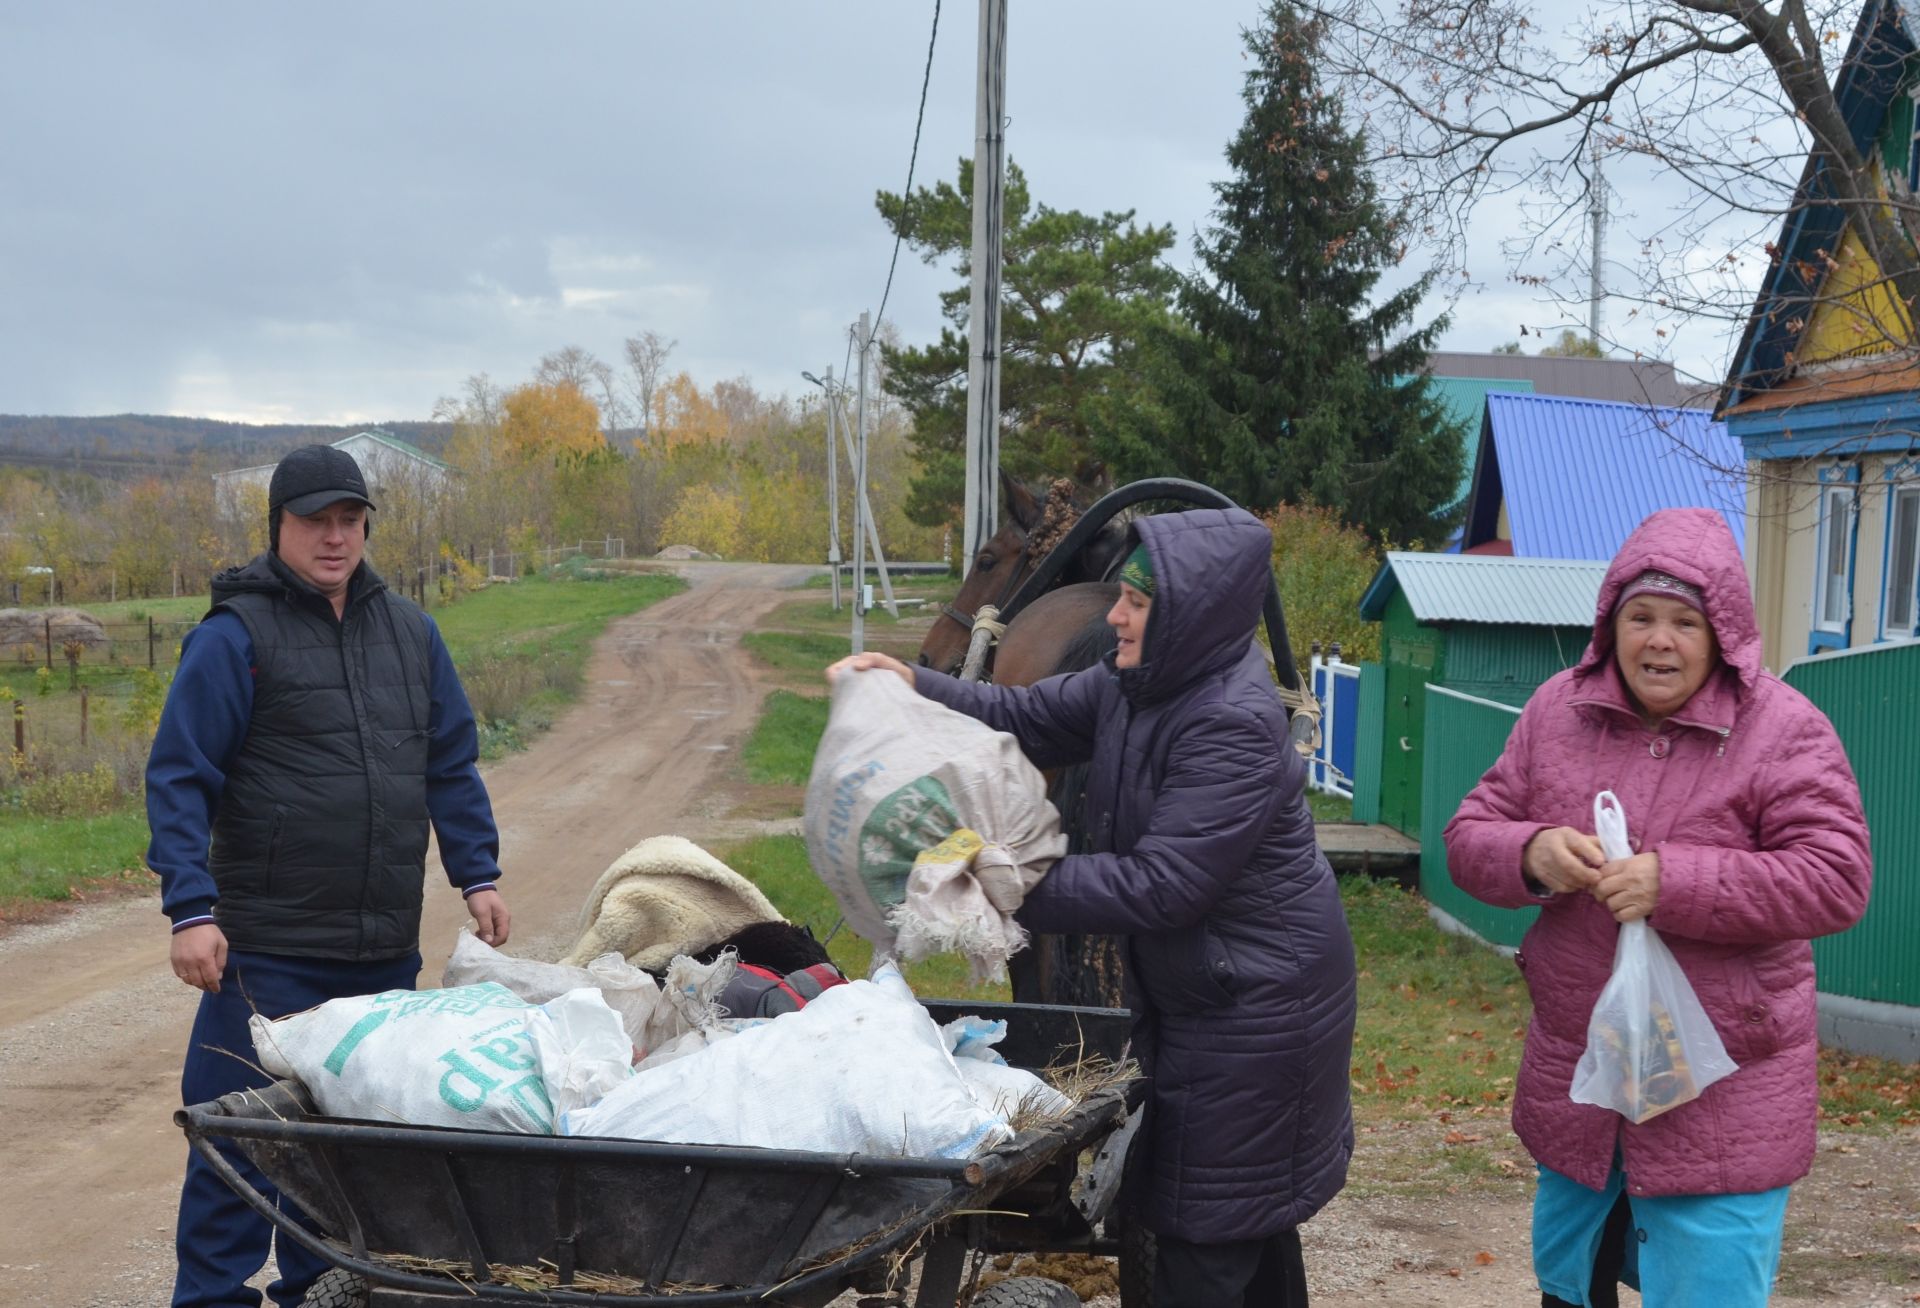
0,617,200,671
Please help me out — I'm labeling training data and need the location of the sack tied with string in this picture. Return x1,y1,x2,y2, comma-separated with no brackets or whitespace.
804,669,1067,983
1568,790,1738,1123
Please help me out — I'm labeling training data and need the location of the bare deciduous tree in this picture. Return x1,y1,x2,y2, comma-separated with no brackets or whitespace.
622,330,676,446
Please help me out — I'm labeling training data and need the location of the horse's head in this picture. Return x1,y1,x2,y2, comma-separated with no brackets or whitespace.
918,472,1076,675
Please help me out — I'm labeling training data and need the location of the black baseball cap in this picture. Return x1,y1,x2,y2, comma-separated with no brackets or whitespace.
269,445,377,517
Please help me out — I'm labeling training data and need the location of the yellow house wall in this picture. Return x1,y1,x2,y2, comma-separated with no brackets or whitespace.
1747,455,1906,670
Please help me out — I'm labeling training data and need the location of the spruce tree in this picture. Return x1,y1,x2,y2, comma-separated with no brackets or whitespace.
1096,1,1461,545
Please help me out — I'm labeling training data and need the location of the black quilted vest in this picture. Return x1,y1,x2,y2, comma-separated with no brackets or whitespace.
206,553,434,960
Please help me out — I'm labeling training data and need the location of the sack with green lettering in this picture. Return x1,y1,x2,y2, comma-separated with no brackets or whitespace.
804,669,1066,979
251,982,633,1133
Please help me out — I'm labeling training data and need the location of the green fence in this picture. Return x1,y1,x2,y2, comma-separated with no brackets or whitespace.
1785,643,1920,1007
1417,685,1537,948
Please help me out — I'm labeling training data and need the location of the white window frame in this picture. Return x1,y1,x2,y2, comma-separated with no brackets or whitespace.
1811,474,1856,639
1883,476,1920,640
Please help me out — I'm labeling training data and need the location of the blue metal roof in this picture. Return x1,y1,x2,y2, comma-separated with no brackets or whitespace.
1360,552,1609,625
1469,393,1746,561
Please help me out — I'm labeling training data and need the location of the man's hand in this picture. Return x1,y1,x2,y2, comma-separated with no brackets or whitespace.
466,888,511,947
171,923,229,993
1593,852,1661,923
825,651,915,688
1522,827,1606,895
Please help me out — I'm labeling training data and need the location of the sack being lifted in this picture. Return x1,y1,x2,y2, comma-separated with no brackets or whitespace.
805,669,1067,982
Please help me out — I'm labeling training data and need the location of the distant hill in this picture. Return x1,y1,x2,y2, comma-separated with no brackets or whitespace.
0,415,454,479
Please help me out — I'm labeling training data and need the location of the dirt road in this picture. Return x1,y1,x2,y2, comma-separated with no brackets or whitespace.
0,562,816,1307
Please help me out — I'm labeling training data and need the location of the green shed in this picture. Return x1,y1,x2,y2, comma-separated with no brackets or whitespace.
1356,553,1606,839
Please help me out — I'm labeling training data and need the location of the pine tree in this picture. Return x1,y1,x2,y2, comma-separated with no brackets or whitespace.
1096,1,1462,545
876,159,1179,525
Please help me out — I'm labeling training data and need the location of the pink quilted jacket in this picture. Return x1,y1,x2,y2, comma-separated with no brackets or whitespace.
1443,509,1872,1196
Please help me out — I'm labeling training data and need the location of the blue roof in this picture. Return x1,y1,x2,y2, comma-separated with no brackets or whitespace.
1466,393,1746,560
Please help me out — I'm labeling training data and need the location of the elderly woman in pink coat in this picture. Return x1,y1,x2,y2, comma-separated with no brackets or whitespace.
1445,508,1872,1308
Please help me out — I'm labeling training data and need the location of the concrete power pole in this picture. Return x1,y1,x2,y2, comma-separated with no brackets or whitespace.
825,366,843,613
852,312,870,653
960,0,1009,567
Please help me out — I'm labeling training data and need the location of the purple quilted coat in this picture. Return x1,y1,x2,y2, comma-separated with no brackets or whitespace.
916,507,1357,1241
1444,508,1872,1197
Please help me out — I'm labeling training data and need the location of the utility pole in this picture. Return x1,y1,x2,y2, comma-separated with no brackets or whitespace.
960,0,1009,567
827,387,899,620
852,312,870,653
824,366,843,613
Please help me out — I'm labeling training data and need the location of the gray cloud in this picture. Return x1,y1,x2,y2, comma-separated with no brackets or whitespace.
0,2,1751,423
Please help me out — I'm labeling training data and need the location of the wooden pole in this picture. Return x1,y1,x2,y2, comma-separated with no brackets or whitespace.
79,687,88,746
13,701,22,755
44,617,52,670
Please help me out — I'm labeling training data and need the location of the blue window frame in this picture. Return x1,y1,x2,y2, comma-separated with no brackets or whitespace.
1882,462,1920,640
1809,465,1860,654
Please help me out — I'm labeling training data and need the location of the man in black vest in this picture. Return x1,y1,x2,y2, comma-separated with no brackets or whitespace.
146,444,511,1308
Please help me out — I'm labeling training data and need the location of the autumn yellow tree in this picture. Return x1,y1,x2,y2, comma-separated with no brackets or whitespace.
502,381,606,462
658,483,743,557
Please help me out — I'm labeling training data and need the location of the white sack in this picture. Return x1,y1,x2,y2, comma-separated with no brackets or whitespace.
562,962,1013,1159
252,982,632,1133
804,670,1066,981
443,929,666,1053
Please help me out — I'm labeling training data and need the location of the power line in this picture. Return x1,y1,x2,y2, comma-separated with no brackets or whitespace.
867,0,942,349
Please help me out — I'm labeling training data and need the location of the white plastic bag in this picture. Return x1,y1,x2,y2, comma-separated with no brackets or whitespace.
1568,792,1738,1123
252,982,632,1133
562,960,1014,1159
804,670,1067,981
442,929,667,1054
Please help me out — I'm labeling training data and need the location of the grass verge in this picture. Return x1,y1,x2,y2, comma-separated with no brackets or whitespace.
740,691,828,787
0,808,152,909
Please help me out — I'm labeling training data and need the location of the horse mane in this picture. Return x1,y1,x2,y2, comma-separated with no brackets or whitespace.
1055,606,1118,675
1026,478,1083,558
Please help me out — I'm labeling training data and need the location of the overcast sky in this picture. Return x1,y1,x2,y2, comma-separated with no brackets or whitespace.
0,2,1756,426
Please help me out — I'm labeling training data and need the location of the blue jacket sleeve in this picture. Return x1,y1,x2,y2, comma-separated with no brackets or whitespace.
144,612,253,930
424,619,503,894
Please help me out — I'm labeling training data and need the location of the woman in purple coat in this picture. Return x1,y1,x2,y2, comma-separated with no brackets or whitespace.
831,507,1357,1308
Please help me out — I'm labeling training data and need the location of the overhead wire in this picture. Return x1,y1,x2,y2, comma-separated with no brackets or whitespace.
865,0,943,351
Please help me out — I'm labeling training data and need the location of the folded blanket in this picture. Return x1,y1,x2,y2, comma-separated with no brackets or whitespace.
561,835,782,971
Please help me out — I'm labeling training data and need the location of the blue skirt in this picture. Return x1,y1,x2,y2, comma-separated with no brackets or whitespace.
1533,1161,1790,1307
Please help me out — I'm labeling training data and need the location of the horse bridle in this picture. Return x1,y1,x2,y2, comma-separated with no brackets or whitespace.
938,530,1036,645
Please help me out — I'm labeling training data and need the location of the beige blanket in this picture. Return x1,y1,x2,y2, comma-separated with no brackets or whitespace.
561,835,782,971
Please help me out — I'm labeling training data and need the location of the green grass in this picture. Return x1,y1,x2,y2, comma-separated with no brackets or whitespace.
1343,875,1531,1110
1308,791,1353,822
0,807,151,905
741,691,829,786
719,834,1009,1004
740,631,851,678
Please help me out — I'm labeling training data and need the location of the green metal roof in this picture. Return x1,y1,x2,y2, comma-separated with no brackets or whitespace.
1360,551,1608,626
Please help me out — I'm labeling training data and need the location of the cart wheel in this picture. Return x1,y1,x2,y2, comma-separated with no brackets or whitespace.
1116,1218,1156,1308
969,1276,1079,1308
300,1268,368,1308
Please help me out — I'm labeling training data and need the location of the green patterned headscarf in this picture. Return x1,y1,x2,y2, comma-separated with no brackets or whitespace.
1118,543,1155,597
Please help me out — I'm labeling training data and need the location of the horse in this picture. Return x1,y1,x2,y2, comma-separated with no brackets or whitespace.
917,473,1137,1010
916,471,1132,678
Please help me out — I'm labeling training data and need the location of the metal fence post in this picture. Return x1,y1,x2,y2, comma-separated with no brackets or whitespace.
79,686,88,746
13,700,22,755
148,616,156,669
44,617,52,670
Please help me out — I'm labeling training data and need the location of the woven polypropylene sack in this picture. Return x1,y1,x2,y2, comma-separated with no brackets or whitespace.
804,670,1066,966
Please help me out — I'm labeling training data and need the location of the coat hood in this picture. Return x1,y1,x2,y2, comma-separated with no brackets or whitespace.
1119,508,1273,704
1576,508,1761,691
